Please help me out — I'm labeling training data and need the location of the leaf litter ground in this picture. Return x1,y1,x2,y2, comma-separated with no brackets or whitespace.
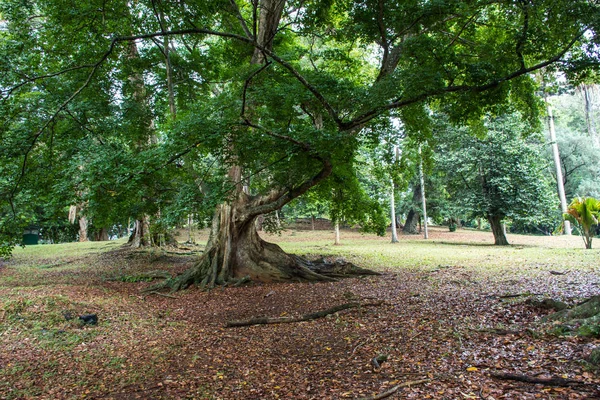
1,227,599,399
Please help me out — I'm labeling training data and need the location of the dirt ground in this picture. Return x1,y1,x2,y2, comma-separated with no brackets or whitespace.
1,227,599,399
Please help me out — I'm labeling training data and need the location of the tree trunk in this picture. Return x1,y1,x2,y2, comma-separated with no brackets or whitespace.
403,209,419,234
390,179,399,243
187,214,195,243
418,144,428,239
128,217,150,248
488,215,509,245
547,103,572,235
94,228,109,241
334,221,341,245
144,0,378,292
78,216,88,242
403,184,421,234
152,201,367,291
581,84,598,147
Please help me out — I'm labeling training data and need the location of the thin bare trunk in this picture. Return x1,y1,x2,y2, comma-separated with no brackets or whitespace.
390,179,398,243
581,84,598,146
547,103,572,235
334,221,341,245
187,214,195,243
418,144,428,240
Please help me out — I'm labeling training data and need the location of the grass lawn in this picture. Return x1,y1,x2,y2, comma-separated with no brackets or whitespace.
1,227,599,399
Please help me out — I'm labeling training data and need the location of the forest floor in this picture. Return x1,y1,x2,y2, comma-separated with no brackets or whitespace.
1,227,599,399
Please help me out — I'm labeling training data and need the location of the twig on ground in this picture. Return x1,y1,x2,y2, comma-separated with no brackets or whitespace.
226,301,384,327
146,291,178,299
352,341,364,355
470,327,521,335
357,379,430,400
490,372,584,387
498,293,535,299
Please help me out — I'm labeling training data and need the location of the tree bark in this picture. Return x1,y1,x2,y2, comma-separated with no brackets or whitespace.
488,215,509,245
390,179,398,243
149,201,334,291
403,184,421,234
94,228,109,241
580,84,598,146
78,216,89,242
418,144,428,239
547,103,572,235
128,217,150,248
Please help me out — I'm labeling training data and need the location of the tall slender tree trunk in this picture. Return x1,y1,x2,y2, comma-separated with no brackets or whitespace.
580,84,598,146
187,214,195,243
547,103,572,235
418,144,428,240
125,34,159,248
390,179,399,243
334,221,341,245
488,215,509,245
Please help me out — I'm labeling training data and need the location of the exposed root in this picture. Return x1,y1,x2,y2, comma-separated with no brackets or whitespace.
540,295,600,336
292,255,381,278
226,300,384,327
142,253,379,293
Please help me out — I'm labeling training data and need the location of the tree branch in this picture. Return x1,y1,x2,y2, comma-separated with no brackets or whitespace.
515,0,530,70
240,156,333,220
240,61,272,119
345,29,588,131
229,0,254,39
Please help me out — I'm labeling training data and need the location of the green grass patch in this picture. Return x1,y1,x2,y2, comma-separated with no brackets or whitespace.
1,292,102,350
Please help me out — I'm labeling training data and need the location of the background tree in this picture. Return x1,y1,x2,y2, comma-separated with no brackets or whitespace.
437,113,557,245
547,89,600,199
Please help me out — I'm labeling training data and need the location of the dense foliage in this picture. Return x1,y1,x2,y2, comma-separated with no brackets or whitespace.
1,0,599,257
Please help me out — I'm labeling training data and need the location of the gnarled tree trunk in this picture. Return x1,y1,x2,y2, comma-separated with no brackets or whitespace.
488,214,509,245
128,217,150,248
148,161,378,291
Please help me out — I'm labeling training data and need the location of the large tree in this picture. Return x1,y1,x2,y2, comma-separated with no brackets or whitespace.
1,0,599,286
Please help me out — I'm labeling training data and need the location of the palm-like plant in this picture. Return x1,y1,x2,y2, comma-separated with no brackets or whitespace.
564,197,600,249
